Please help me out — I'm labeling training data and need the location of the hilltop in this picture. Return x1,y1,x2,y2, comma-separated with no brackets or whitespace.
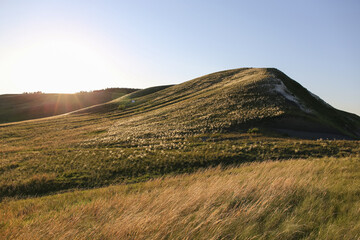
0,88,138,123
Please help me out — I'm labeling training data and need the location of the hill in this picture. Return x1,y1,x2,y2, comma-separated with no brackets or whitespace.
0,67,359,200
0,88,138,123
1,67,360,238
77,67,360,143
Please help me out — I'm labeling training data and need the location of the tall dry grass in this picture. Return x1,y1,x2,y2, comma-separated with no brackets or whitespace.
1,156,360,239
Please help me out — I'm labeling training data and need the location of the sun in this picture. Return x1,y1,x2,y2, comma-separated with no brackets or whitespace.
4,34,122,93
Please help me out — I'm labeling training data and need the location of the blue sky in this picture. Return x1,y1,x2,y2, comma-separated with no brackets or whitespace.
0,0,359,115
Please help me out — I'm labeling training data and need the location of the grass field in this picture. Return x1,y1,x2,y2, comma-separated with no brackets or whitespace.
1,116,359,199
1,156,360,239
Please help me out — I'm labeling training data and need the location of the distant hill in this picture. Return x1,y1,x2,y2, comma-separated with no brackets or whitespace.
0,88,138,123
77,68,360,141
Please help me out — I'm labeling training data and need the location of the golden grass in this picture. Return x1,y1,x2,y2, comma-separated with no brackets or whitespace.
1,156,360,239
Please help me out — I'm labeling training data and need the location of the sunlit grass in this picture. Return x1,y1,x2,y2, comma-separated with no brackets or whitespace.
1,156,359,239
0,88,137,124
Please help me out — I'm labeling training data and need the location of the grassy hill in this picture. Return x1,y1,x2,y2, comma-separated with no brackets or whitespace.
1,68,359,199
0,88,138,124
76,68,360,143
1,68,359,239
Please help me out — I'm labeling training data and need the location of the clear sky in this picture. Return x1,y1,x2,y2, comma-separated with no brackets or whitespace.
0,0,359,115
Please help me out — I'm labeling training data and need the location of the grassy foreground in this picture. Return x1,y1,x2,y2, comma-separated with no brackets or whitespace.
1,156,360,239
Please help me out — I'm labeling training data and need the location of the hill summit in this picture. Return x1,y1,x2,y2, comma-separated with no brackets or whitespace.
78,68,360,143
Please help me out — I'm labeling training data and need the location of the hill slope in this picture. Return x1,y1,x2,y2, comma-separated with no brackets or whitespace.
78,68,360,145
0,68,359,199
0,88,138,123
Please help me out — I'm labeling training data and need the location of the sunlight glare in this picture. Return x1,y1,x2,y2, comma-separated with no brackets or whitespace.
5,35,121,93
